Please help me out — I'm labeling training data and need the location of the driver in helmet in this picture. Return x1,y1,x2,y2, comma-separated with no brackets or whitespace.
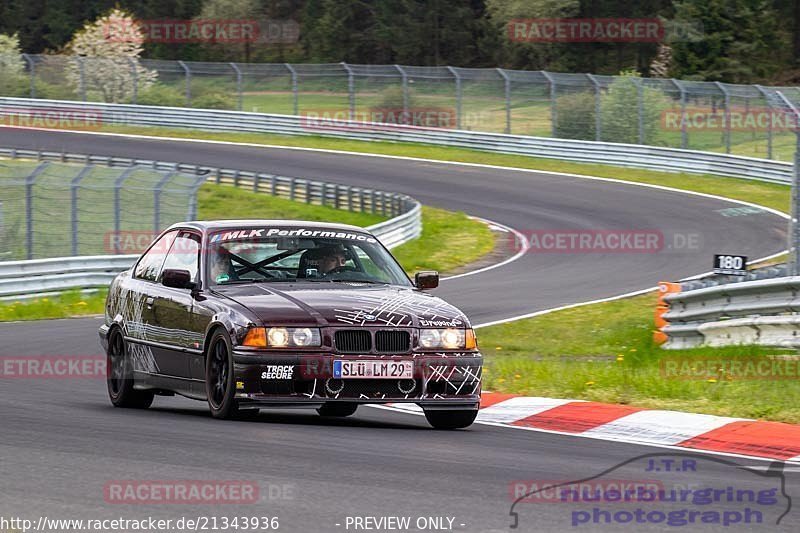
317,244,348,274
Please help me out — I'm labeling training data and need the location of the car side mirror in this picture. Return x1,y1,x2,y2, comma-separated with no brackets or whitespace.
162,269,196,290
415,271,439,290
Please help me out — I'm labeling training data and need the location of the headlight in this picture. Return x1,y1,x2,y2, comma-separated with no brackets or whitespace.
243,327,321,348
419,328,475,350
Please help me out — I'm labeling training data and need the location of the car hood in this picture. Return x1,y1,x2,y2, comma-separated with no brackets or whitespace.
213,283,470,328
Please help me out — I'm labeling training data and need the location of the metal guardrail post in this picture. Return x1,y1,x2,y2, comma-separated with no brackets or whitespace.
586,74,601,141
497,68,511,134
229,63,243,111
395,65,409,120
755,85,773,160
541,71,557,137
25,162,50,260
671,79,688,149
447,67,462,129
178,60,191,107
70,165,93,256
285,63,298,115
113,167,137,254
153,170,177,233
715,82,731,154
22,54,35,98
341,62,355,121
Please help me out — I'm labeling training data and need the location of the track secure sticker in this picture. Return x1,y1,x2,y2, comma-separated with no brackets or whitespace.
261,365,293,380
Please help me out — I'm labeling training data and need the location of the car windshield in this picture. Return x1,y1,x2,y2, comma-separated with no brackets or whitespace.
206,227,411,286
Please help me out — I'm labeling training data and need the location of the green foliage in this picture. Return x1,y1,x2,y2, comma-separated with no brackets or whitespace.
136,83,186,107
555,92,596,140
600,70,668,144
191,92,237,110
373,85,416,110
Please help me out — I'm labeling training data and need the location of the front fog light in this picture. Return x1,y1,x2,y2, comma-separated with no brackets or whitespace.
292,327,314,346
267,327,290,347
441,328,465,349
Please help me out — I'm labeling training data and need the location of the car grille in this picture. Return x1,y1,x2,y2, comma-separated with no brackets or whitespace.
375,330,411,353
335,330,371,353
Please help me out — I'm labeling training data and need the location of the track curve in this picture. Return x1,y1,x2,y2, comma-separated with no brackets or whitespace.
1,128,797,532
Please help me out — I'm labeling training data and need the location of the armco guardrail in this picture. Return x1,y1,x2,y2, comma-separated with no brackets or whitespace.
661,277,800,349
0,97,793,184
0,149,421,299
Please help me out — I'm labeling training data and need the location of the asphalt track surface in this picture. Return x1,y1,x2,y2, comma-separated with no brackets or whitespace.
1,128,798,532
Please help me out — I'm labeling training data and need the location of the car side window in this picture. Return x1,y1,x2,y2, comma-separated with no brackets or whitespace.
160,232,201,282
134,230,178,282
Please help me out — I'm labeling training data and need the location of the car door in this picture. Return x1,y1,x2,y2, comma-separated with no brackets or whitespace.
149,230,203,380
126,230,178,376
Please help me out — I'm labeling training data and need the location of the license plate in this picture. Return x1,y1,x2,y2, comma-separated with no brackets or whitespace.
333,360,413,379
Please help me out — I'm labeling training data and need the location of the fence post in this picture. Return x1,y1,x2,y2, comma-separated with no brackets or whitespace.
229,62,243,111
586,74,601,141
285,63,298,115
497,68,511,134
25,162,50,260
776,92,800,274
77,57,86,101
715,82,731,154
447,66,462,129
113,167,137,254
541,71,557,137
342,62,355,120
128,58,138,104
22,54,35,98
395,65,409,120
755,84,773,160
188,174,207,221
634,77,644,144
178,60,191,107
70,165,93,256
153,170,176,234
670,79,688,149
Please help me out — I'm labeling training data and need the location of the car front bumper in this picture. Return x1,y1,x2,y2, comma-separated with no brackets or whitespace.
231,350,482,409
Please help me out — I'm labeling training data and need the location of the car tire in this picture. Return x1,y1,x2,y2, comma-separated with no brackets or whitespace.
205,329,251,420
317,403,358,417
423,409,478,430
106,328,154,409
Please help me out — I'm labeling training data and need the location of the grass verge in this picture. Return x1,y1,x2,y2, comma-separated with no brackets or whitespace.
0,290,107,321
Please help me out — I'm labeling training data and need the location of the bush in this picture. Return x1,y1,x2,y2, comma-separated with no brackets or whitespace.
136,83,186,107
191,92,236,110
555,92,596,140
0,73,30,97
373,85,416,110
600,71,669,145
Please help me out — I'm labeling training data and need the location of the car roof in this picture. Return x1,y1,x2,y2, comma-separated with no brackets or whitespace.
167,220,371,234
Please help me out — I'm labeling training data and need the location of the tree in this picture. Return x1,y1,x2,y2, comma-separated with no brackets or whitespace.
669,0,785,82
65,8,157,103
0,33,28,96
600,70,668,144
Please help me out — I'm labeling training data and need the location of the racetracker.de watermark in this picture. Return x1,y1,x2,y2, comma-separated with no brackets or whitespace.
662,107,800,132
103,19,260,44
660,356,800,381
300,108,458,132
0,356,106,379
103,480,294,504
513,230,701,254
0,106,103,130
508,18,703,43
